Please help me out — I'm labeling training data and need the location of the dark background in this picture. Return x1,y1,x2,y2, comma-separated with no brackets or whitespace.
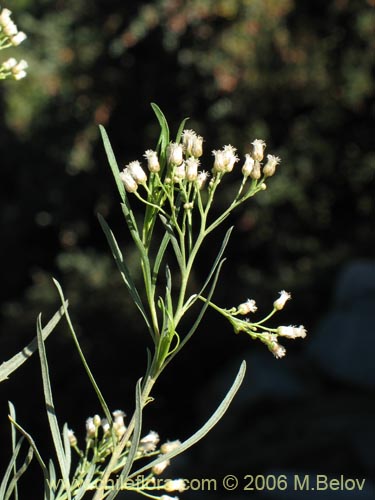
0,0,374,498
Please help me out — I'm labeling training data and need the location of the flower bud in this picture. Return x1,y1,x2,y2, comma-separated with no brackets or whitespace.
242,154,255,177
93,414,101,427
139,430,160,453
152,459,170,475
277,325,307,339
249,160,261,180
67,429,77,447
273,290,291,310
173,164,186,182
2,57,17,70
11,60,28,80
86,417,96,438
196,170,209,189
101,418,110,434
165,479,186,492
127,160,147,184
120,168,138,193
185,157,199,181
0,8,12,26
250,139,266,161
160,439,181,454
3,20,18,37
263,154,280,177
112,409,126,426
11,31,27,46
237,299,257,315
143,149,160,173
167,142,183,166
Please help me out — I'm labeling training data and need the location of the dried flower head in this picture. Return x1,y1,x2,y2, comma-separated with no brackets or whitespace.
251,139,266,161
273,290,291,310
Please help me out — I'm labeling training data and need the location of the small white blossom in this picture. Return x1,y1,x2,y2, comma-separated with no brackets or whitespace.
251,139,266,161
152,458,170,475
93,414,101,427
237,299,257,315
0,8,12,26
11,59,28,80
120,168,138,193
86,417,96,438
263,154,281,177
277,325,307,339
113,422,126,438
67,429,77,447
3,20,18,37
139,430,160,452
242,154,255,177
2,57,17,70
112,409,126,426
127,160,147,184
212,145,239,173
185,157,199,181
173,164,186,182
143,149,160,173
167,142,184,166
250,160,261,180
101,418,110,434
196,170,209,189
160,439,181,454
164,479,186,492
273,290,291,310
182,129,203,157
11,31,27,46
270,342,286,359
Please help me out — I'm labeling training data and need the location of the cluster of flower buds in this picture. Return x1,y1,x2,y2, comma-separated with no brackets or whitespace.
0,8,28,81
220,290,306,359
0,8,27,46
1,56,28,80
241,139,281,179
68,410,185,498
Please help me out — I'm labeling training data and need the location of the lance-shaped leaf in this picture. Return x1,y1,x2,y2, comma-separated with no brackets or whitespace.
0,304,67,383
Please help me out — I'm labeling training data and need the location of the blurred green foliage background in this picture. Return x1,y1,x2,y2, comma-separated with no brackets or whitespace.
0,0,374,498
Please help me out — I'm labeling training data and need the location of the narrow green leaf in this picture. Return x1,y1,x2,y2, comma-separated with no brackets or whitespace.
48,460,57,500
159,215,184,271
106,379,143,500
52,279,113,433
152,231,170,286
175,116,189,143
8,402,18,500
8,417,50,499
36,314,71,498
99,125,125,203
0,304,67,383
98,214,151,331
73,463,95,500
0,437,24,499
62,424,72,477
4,446,33,500
151,103,170,152
128,361,246,479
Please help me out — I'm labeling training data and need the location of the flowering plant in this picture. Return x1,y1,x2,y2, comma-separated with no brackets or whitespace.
0,84,306,498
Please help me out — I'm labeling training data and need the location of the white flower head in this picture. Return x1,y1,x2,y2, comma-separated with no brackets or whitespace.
120,168,138,193
160,439,181,454
139,430,160,452
277,325,307,339
2,57,17,70
112,409,126,426
11,31,27,46
263,154,281,177
93,414,101,427
185,157,199,181
86,417,96,438
237,299,257,315
173,164,186,182
242,154,255,177
143,149,160,173
270,342,286,359
127,160,147,184
250,160,261,180
251,139,266,161
67,429,77,447
165,479,186,492
196,170,210,189
0,8,12,27
212,145,239,173
101,418,110,434
152,458,170,475
273,290,291,310
167,142,184,166
182,129,203,157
